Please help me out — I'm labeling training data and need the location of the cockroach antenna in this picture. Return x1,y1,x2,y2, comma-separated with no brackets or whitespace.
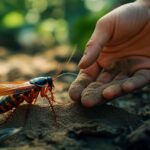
53,72,77,81
54,45,77,78
66,45,77,65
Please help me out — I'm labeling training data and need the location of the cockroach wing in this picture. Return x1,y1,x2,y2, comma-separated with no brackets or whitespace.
0,81,36,96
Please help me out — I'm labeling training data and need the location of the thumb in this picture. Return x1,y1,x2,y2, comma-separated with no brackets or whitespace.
79,17,113,69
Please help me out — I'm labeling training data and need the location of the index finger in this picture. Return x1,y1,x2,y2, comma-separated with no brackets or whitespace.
79,16,113,69
69,62,101,101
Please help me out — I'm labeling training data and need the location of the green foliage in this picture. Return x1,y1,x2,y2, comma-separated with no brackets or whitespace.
0,0,134,51
71,0,134,52
71,8,111,52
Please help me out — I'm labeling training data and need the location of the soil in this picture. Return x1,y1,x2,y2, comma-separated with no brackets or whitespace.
0,46,149,150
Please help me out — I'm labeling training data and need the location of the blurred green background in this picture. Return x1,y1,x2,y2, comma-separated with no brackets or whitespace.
0,0,134,53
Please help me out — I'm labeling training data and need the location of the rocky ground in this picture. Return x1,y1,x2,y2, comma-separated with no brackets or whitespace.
0,46,149,150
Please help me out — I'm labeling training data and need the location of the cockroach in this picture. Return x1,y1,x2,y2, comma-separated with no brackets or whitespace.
0,73,77,121
0,47,77,121
0,76,56,119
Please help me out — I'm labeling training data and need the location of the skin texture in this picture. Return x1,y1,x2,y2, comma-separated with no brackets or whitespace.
69,0,150,107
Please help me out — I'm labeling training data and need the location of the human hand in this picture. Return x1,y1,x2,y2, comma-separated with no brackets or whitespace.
69,1,150,107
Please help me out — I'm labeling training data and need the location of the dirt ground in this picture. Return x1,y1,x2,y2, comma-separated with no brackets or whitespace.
0,46,150,150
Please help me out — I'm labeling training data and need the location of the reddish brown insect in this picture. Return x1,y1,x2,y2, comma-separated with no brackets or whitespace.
0,47,78,121
0,76,56,119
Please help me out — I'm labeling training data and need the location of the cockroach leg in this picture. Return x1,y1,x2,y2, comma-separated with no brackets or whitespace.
30,91,39,104
49,88,55,102
40,87,56,121
44,94,57,122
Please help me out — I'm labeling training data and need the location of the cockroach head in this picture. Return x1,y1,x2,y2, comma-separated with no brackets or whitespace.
47,76,54,87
